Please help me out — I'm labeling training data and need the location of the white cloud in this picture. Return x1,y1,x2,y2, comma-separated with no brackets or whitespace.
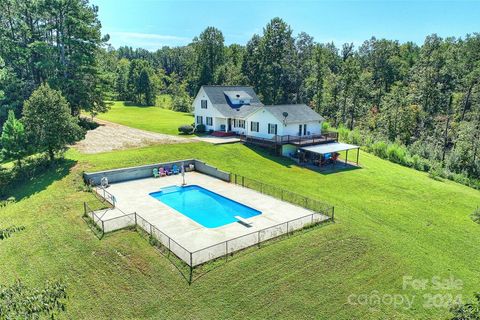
107,31,190,50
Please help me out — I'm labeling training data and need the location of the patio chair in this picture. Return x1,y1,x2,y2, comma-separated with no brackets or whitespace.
159,167,167,177
153,168,159,178
172,164,180,174
164,166,173,175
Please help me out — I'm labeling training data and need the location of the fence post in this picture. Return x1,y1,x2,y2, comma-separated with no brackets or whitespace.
189,253,193,285
134,212,137,226
332,207,335,222
150,223,153,235
83,202,87,215
168,237,171,257
281,190,284,201
101,220,105,238
242,176,244,187
311,214,314,225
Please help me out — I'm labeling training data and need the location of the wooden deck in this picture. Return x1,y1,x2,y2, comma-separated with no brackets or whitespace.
240,132,338,149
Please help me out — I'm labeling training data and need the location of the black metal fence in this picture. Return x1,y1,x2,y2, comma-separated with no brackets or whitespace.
83,171,335,284
230,173,334,220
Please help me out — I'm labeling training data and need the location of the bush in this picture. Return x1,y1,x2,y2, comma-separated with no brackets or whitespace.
322,121,331,132
0,279,67,319
471,207,480,224
78,117,99,131
371,141,388,159
450,292,480,319
348,129,362,145
195,124,206,133
386,143,408,165
337,125,349,142
172,95,192,112
178,125,194,135
428,163,443,181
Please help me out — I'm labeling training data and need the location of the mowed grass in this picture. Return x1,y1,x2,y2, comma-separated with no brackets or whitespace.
1,141,479,319
96,100,194,135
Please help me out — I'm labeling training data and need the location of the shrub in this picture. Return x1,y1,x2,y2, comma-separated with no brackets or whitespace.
78,117,99,131
195,124,206,133
371,141,388,159
386,143,407,165
172,95,192,112
0,279,67,319
450,292,480,319
322,121,331,132
348,129,362,145
0,225,25,240
428,163,443,181
471,207,480,224
337,125,349,142
178,125,194,135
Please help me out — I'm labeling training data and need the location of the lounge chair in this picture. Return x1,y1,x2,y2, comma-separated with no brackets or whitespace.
164,166,172,175
153,168,160,178
172,164,180,174
159,167,167,177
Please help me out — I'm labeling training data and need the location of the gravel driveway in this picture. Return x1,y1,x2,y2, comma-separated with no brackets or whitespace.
74,119,193,154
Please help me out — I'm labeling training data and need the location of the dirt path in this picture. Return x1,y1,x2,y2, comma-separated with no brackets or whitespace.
74,119,193,154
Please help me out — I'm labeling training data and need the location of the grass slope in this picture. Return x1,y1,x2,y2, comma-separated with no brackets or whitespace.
96,101,193,135
1,142,479,319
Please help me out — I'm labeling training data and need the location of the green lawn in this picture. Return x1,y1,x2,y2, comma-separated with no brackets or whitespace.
96,100,194,135
1,141,479,319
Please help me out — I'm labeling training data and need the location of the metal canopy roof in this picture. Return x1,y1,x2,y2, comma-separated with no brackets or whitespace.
300,142,360,154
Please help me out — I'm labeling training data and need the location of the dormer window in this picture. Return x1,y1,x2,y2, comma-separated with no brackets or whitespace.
224,91,252,106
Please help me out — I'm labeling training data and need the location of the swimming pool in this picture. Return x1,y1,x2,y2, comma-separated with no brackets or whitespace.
149,185,262,228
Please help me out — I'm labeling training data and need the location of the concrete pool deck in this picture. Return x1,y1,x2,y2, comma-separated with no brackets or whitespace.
93,172,329,266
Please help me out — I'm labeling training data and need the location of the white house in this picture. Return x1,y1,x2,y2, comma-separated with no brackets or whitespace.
193,85,325,140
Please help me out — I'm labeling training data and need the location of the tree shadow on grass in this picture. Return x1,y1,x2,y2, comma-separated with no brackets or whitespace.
122,101,153,108
5,158,77,202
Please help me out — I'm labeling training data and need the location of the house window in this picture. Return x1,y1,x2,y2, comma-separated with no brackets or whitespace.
250,121,259,132
201,100,207,109
206,117,213,126
268,123,278,135
238,120,245,128
298,124,307,136
196,116,203,125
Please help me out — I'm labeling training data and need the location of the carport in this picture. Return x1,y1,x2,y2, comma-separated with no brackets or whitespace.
299,142,360,167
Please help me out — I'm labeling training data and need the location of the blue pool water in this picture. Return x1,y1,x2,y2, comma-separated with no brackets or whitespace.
149,185,261,228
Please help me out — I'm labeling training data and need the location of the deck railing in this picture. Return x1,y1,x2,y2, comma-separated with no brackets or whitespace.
240,131,338,147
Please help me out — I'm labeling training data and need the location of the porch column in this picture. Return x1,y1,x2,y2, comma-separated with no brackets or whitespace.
225,118,229,132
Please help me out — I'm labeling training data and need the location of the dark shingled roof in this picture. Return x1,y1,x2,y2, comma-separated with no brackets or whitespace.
264,104,325,124
201,85,263,118
201,86,325,122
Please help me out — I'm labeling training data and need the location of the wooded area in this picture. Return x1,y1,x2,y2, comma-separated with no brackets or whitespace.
0,2,478,187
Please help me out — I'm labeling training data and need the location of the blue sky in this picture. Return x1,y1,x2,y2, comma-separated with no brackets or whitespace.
92,0,480,50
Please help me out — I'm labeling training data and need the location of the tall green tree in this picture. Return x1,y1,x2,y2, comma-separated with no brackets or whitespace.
0,0,106,116
193,27,225,87
22,84,83,161
258,17,297,104
1,110,27,166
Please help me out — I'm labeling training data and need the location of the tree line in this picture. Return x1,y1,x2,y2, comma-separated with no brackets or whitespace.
0,2,478,186
97,18,479,184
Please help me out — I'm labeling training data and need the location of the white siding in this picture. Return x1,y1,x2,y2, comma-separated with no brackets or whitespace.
283,121,322,136
193,88,220,131
245,109,284,139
